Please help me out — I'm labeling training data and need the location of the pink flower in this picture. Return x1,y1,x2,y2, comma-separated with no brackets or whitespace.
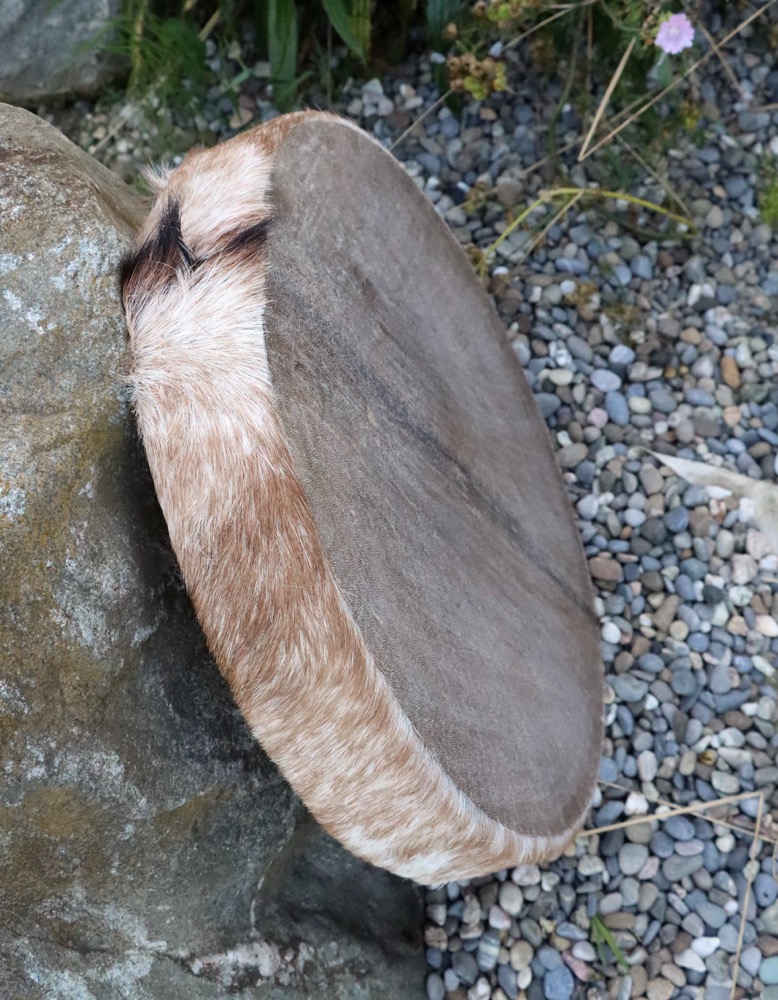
655,12,695,55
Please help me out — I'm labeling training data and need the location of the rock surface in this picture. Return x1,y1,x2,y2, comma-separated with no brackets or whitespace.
0,0,123,104
0,103,423,999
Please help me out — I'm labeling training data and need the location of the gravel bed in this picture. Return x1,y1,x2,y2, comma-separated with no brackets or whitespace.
42,5,778,998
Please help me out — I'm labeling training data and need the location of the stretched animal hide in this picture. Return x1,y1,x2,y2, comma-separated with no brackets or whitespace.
121,112,588,883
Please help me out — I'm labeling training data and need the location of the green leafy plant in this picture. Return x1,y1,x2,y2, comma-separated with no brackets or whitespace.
265,0,373,109
109,0,207,106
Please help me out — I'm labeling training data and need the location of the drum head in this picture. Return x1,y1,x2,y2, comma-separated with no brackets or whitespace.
262,119,603,841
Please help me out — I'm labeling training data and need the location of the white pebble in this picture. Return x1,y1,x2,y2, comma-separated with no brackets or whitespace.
746,529,773,560
712,771,739,794
468,977,491,1000
691,937,720,959
511,864,541,886
498,882,524,916
676,948,706,973
625,791,649,815
756,615,778,637
718,727,745,748
601,621,621,644
731,554,757,585
753,655,775,677
711,603,730,627
547,368,574,386
729,585,753,607
578,854,605,876
628,396,652,414
572,941,597,962
577,495,599,521
488,905,511,930
587,407,609,428
638,750,658,782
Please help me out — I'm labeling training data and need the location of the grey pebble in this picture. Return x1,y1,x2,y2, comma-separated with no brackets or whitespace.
569,224,591,246
708,663,732,694
693,898,728,930
477,929,501,971
663,853,704,880
670,668,697,697
611,264,632,285
649,387,676,414
443,968,460,991
755,873,778,907
451,950,479,985
641,518,667,546
638,653,664,673
556,257,587,275
619,843,648,876
609,344,636,366
519,918,543,948
537,945,563,971
567,335,594,363
664,815,696,840
740,946,763,977
631,255,653,280
605,391,630,426
544,965,575,1000
426,972,445,1000
497,963,519,999
612,675,648,702
535,392,562,418
664,506,689,532
651,831,675,858
592,369,622,392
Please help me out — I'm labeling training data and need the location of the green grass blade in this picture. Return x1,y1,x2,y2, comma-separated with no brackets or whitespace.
591,914,630,971
350,0,371,59
321,0,367,60
268,0,299,110
425,0,461,50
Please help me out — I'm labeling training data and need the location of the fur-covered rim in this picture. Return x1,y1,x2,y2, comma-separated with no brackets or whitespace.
121,111,597,884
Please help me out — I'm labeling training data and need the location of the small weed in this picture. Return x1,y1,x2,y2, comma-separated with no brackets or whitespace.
590,914,630,972
759,167,778,227
106,0,208,110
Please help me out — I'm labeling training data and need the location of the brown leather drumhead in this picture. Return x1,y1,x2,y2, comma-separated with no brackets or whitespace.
263,119,603,841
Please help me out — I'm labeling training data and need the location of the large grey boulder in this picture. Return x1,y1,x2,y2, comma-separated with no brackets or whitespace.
0,0,123,104
0,103,422,999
